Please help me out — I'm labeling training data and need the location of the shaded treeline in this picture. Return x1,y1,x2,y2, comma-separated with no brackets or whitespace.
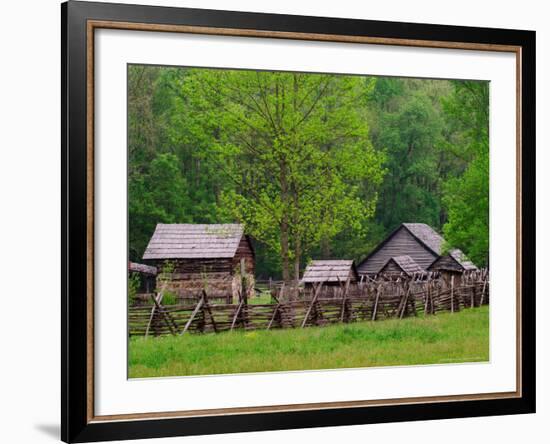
128,65,489,280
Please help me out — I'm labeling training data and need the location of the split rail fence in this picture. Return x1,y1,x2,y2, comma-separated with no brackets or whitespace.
129,269,489,337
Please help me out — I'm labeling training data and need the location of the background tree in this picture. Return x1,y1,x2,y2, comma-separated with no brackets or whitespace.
128,153,191,259
441,81,489,266
367,78,453,233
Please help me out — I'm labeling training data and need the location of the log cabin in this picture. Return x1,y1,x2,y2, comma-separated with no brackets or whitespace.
142,224,255,303
357,223,445,276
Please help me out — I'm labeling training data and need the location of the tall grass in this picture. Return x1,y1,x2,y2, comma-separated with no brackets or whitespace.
128,305,489,378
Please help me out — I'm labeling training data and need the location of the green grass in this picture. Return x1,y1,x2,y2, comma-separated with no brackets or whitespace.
248,291,273,304
128,305,489,378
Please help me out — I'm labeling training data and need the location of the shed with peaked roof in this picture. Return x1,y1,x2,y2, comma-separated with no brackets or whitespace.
128,261,158,298
357,223,445,276
143,224,254,303
378,255,424,277
301,260,359,287
428,249,478,274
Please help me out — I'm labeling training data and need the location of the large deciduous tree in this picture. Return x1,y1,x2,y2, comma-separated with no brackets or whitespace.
183,70,385,282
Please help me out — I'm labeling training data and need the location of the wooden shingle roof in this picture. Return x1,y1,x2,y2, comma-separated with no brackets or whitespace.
383,255,424,276
428,248,478,272
402,223,444,255
448,249,478,271
301,260,358,283
128,261,157,275
143,224,246,260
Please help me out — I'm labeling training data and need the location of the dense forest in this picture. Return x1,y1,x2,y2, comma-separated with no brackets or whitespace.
128,65,489,280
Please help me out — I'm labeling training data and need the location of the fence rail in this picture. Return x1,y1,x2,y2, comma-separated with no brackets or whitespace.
129,270,489,337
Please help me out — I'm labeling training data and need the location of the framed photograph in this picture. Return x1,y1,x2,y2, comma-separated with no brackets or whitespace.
61,1,535,442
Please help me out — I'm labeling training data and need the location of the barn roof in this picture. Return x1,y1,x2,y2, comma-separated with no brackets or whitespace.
428,248,478,272
128,261,157,275
357,223,445,274
401,223,444,255
383,255,424,276
143,224,246,260
448,249,478,270
301,260,358,283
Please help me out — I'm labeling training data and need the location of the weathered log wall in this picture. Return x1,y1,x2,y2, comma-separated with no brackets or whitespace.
148,257,255,304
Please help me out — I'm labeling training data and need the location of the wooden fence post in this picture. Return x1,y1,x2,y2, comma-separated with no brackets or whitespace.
399,284,411,319
145,293,160,337
267,302,281,330
480,277,488,305
340,277,351,322
302,282,323,328
181,295,204,335
240,258,248,304
371,284,381,321
202,290,218,333
230,299,244,331
149,292,179,335
450,275,455,313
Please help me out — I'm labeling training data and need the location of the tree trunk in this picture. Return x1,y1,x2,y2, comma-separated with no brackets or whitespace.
294,236,301,283
320,236,331,258
280,220,290,283
279,157,291,284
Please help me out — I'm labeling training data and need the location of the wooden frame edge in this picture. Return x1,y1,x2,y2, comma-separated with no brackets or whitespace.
85,18,525,425
86,18,95,424
89,19,522,53
90,391,520,423
66,2,535,440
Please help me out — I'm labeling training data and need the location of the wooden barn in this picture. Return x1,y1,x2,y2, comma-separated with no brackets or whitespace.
357,223,444,276
429,248,478,277
301,260,359,288
142,224,254,303
378,255,424,278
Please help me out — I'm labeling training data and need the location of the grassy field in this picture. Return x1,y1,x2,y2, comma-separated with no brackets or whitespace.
128,305,489,378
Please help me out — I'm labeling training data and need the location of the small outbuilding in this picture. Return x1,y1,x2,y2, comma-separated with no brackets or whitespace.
301,260,359,287
429,249,478,275
378,255,424,278
128,261,158,295
143,224,255,303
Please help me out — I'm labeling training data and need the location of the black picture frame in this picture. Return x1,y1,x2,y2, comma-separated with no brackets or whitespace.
61,1,536,442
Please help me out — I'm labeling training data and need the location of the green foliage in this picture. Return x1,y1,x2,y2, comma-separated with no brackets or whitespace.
162,291,177,306
128,272,141,306
443,152,489,265
127,65,489,276
441,81,489,266
158,260,175,286
368,79,450,233
154,260,178,304
182,69,384,280
129,306,489,377
129,153,191,259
